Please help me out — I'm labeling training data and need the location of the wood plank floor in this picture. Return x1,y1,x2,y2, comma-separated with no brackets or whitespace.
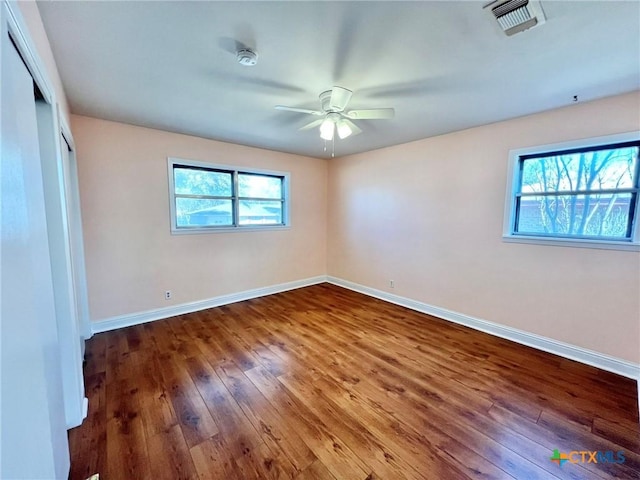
69,283,640,480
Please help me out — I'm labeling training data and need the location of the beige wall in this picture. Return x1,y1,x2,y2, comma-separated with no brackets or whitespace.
71,115,327,321
73,93,639,364
328,91,640,364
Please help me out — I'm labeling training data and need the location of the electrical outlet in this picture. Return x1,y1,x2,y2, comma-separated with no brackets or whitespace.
165,290,171,300
389,280,395,288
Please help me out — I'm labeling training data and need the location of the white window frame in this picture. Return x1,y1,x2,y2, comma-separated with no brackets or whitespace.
503,131,640,251
167,157,290,234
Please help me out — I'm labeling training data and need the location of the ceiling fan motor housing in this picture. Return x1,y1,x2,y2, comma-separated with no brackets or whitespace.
319,90,334,112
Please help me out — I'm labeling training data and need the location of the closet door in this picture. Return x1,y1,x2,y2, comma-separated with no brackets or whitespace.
0,21,70,480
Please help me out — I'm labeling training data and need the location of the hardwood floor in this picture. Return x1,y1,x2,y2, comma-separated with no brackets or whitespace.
69,283,639,480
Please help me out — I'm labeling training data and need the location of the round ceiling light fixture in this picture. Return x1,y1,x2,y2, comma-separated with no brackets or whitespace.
237,49,258,66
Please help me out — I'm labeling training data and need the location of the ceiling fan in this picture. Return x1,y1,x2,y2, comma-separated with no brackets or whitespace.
275,86,395,141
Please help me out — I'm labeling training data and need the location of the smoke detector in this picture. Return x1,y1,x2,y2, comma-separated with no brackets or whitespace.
237,49,258,66
484,0,546,36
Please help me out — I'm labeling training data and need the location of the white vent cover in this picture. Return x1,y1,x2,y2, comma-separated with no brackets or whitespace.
484,0,546,36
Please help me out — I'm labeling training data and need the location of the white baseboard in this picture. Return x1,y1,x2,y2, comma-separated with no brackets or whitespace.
90,274,639,383
327,276,640,381
91,276,326,334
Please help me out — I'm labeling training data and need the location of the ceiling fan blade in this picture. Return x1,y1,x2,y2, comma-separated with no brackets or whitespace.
275,105,323,115
299,119,324,131
343,118,362,136
330,86,353,111
345,108,395,120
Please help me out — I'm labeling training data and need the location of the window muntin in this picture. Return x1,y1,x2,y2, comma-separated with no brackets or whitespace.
505,134,640,249
168,159,288,232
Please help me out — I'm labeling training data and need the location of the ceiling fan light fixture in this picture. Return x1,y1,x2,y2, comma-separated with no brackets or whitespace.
320,119,334,141
336,119,353,139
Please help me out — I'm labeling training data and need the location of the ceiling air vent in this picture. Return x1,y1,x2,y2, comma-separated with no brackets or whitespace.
484,0,546,36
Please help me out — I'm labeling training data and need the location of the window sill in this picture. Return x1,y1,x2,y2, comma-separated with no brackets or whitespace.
502,234,640,252
171,225,290,235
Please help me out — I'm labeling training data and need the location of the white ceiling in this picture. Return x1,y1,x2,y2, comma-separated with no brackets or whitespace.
37,1,640,159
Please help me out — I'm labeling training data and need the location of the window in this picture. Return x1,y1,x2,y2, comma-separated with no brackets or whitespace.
168,158,289,233
504,132,640,250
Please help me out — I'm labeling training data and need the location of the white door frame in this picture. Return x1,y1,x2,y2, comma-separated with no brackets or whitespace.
59,114,92,343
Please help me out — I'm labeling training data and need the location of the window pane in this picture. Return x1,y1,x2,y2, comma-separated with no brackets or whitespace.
516,193,632,238
174,167,232,196
176,198,232,227
238,173,282,199
239,200,283,225
521,147,638,193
